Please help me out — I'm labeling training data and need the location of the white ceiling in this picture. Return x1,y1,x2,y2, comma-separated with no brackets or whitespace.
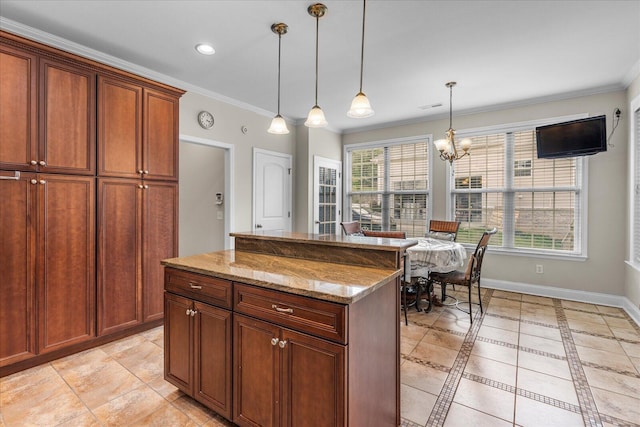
1,0,639,133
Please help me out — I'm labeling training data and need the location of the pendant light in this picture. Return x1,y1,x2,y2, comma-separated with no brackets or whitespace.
305,3,328,128
347,0,374,118
434,82,472,164
268,23,290,134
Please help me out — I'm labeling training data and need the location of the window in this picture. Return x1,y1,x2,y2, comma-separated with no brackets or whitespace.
345,137,430,237
450,121,585,256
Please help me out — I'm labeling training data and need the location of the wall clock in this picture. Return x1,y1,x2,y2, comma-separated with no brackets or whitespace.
197,110,214,129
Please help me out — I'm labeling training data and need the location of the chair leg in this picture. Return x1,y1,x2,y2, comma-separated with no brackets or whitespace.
477,283,483,315
440,282,447,303
468,285,473,323
403,282,408,325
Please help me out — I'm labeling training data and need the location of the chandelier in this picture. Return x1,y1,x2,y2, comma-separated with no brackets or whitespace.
433,82,471,164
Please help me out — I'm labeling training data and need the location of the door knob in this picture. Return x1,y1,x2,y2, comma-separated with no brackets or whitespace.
256,224,263,229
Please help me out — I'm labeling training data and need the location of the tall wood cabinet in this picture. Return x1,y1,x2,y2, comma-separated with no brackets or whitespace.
0,30,183,375
0,172,95,365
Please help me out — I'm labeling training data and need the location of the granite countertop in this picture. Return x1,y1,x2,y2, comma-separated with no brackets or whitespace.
231,230,417,251
162,250,401,304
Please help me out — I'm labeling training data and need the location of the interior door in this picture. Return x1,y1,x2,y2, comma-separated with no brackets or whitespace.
313,156,342,235
253,149,292,232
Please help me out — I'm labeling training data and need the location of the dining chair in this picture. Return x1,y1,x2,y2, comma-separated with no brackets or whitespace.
427,227,497,323
340,221,362,236
427,219,461,241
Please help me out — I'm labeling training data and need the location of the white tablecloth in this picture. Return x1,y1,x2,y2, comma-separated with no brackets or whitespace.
404,237,467,279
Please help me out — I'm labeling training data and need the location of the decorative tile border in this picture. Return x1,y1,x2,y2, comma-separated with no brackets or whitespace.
402,354,451,374
553,299,603,427
424,289,493,426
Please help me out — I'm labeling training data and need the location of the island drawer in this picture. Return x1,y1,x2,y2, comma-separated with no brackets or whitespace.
234,283,347,344
165,268,232,309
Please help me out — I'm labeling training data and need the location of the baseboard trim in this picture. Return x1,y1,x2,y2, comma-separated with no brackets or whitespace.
483,278,640,327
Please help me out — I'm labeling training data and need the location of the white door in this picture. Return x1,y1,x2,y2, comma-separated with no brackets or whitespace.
253,148,292,232
313,156,342,235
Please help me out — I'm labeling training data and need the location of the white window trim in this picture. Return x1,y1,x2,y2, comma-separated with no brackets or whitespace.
629,94,640,270
343,134,433,223
448,114,591,259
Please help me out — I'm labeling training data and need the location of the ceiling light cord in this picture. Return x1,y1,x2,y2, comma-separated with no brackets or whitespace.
277,30,283,114
314,11,320,107
358,0,366,93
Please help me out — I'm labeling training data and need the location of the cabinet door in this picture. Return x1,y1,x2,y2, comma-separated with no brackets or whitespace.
97,178,142,335
39,58,95,175
0,171,37,366
164,292,193,394
37,174,95,353
97,76,143,178
143,88,178,181
194,301,232,420
0,45,37,172
142,181,178,321
234,315,281,427
281,329,346,427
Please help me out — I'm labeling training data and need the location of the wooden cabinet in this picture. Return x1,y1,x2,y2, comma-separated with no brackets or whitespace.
0,171,36,367
164,271,233,419
98,77,178,181
233,314,345,427
0,44,95,175
0,172,95,365
98,179,177,334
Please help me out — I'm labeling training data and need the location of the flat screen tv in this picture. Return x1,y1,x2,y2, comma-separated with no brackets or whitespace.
535,115,607,159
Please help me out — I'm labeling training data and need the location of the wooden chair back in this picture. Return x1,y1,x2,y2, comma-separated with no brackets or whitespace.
428,220,461,240
340,221,362,235
362,230,407,239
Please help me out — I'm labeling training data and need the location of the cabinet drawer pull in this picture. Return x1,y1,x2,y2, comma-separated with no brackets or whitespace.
271,337,279,346
189,283,202,290
271,304,293,314
190,309,197,317
278,340,287,348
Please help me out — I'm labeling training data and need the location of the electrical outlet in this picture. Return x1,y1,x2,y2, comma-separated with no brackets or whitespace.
536,264,544,274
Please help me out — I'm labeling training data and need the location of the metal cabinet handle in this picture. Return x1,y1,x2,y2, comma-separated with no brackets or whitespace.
186,308,191,316
30,179,38,185
0,171,20,181
138,184,144,189
271,337,279,346
190,309,197,317
143,184,149,189
143,170,149,174
31,160,38,165
38,160,46,166
138,169,144,174
271,304,293,314
189,283,202,290
39,180,46,185
278,340,287,348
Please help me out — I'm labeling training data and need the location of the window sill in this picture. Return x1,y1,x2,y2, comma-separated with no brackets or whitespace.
460,244,587,262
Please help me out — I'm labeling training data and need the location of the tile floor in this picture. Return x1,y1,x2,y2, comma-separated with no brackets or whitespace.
1,288,639,427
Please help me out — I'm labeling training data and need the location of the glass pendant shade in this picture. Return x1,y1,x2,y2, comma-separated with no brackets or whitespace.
434,138,450,153
268,114,289,134
305,105,328,128
347,92,374,118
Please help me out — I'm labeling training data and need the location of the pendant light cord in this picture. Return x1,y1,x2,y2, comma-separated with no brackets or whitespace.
314,14,319,105
277,32,282,114
358,0,366,93
449,84,453,129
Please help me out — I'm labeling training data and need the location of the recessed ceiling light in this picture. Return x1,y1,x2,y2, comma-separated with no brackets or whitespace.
195,43,215,55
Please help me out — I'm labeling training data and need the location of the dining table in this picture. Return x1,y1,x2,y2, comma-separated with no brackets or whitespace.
404,237,467,312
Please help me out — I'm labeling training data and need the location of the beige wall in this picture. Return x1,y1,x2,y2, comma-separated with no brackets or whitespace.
344,91,629,297
179,141,225,256
179,92,297,236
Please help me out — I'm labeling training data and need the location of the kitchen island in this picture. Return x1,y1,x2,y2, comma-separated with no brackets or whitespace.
162,231,416,427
